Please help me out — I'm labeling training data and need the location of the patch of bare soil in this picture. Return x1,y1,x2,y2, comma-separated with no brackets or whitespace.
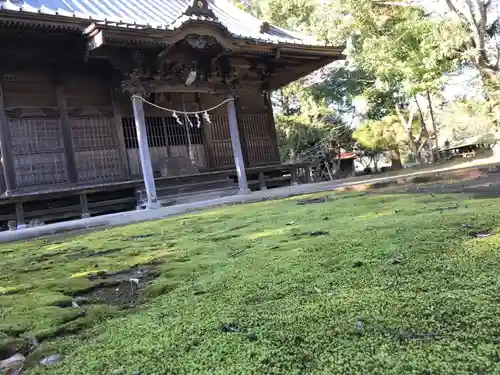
378,174,500,198
74,266,159,307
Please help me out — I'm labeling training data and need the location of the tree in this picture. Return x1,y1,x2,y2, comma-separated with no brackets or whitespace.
275,111,353,163
276,114,328,162
232,0,315,30
312,0,464,163
441,0,500,84
436,98,499,144
353,115,406,169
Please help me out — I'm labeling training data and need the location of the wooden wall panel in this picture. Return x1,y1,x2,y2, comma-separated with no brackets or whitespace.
198,94,233,169
242,114,276,166
238,88,280,165
2,71,57,110
122,116,207,176
9,118,68,187
126,146,169,176
211,115,234,168
70,118,122,182
2,71,69,188
65,73,125,182
65,75,111,108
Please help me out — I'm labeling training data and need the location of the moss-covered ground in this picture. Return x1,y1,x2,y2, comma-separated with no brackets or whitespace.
3,190,500,374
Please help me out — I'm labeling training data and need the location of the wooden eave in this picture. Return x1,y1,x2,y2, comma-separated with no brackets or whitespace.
0,10,344,58
0,9,88,31
86,23,345,58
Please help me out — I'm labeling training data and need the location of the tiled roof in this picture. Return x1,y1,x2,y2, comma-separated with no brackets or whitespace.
0,0,323,45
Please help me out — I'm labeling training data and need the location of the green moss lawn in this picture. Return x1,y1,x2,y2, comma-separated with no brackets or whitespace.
3,191,500,374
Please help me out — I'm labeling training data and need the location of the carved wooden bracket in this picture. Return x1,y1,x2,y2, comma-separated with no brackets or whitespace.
184,34,219,50
121,71,150,97
162,25,238,51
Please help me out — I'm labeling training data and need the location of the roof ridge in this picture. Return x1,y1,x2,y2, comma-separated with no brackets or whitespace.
166,0,222,31
0,0,332,46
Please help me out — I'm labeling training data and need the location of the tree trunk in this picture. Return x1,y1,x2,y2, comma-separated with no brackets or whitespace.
395,102,421,163
390,148,402,170
426,91,440,162
415,96,431,163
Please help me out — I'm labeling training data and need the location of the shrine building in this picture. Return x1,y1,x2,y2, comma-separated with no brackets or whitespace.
0,0,343,228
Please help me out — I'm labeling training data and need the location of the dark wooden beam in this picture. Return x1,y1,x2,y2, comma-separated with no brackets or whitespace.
264,91,281,163
15,201,25,228
110,89,131,177
55,83,78,183
80,192,90,218
0,80,16,194
86,29,105,52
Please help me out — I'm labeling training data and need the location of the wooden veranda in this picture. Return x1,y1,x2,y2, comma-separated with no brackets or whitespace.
0,0,343,229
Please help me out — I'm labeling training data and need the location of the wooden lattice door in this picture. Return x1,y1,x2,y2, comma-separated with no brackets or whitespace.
9,118,69,187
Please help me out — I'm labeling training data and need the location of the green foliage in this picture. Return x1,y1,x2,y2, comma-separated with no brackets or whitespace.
310,1,465,121
4,191,500,373
233,0,314,30
233,0,351,159
276,114,329,161
258,0,314,30
356,7,464,97
442,0,500,82
354,115,404,152
437,99,499,145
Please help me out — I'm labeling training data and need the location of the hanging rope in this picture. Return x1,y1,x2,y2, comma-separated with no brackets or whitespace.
131,94,233,115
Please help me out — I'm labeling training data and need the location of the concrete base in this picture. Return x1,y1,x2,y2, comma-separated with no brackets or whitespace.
146,200,162,210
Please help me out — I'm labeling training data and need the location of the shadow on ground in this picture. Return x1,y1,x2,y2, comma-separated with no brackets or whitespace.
369,173,500,200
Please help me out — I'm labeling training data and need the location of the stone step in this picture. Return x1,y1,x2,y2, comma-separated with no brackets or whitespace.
158,178,235,196
159,186,239,207
136,177,238,209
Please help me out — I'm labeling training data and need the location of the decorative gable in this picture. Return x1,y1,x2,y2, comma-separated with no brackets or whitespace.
184,0,217,19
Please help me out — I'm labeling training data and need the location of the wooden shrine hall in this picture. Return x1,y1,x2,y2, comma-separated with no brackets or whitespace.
0,0,343,229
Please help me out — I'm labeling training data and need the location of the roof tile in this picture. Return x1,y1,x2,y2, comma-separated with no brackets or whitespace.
0,0,321,45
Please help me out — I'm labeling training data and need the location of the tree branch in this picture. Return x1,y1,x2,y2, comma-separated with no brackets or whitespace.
417,138,428,154
444,0,471,24
394,103,407,129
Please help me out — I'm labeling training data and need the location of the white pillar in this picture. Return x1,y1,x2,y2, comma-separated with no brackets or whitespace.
227,96,250,194
131,93,160,209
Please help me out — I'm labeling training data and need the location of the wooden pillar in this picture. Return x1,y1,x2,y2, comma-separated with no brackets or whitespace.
290,167,299,186
234,96,249,167
0,81,15,194
259,171,267,191
131,93,160,209
80,192,90,218
56,84,78,183
197,93,214,169
15,201,26,229
227,95,250,194
264,91,281,163
110,90,131,177
304,165,314,183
